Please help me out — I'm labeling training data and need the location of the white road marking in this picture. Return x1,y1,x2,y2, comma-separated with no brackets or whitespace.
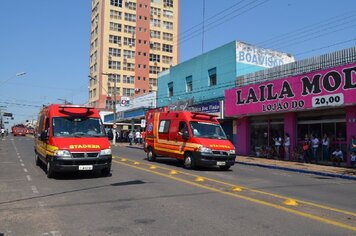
24,168,28,172
38,201,46,207
19,159,23,162
21,163,25,167
26,175,32,181
31,186,39,194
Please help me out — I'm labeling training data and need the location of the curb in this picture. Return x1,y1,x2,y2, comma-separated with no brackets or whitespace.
236,161,356,180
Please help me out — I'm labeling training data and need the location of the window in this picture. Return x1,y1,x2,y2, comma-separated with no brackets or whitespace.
109,35,121,44
124,13,136,22
108,74,120,83
168,82,173,97
151,7,161,16
162,44,173,53
163,0,173,7
149,66,160,74
208,67,217,86
150,42,161,51
123,88,135,96
110,10,122,19
149,78,157,86
186,75,192,92
163,10,173,19
123,49,135,59
125,1,136,10
149,54,160,62
110,22,121,32
150,30,161,39
123,37,135,47
108,60,121,69
123,75,135,84
124,62,135,71
159,120,171,133
109,48,121,57
124,25,136,34
163,21,173,29
162,55,173,64
150,19,161,27
163,32,173,41
108,86,120,95
111,0,122,7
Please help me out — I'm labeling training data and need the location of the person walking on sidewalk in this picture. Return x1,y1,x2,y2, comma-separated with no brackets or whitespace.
284,133,290,161
311,135,320,163
322,133,330,161
128,131,134,146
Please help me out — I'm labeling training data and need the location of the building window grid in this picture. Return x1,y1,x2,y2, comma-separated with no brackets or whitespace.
125,1,136,10
109,48,121,57
149,78,157,86
186,75,193,92
110,22,122,32
124,62,135,71
162,44,173,53
150,19,161,27
149,54,161,62
168,82,173,97
149,66,161,74
124,25,136,34
124,13,136,22
163,9,173,19
162,55,173,64
110,0,123,7
123,75,135,84
123,88,135,96
110,10,122,19
108,74,121,83
123,49,135,59
163,0,173,7
150,30,161,39
123,37,135,47
208,68,217,86
163,32,173,41
108,60,121,69
150,42,161,51
109,35,122,44
163,21,173,30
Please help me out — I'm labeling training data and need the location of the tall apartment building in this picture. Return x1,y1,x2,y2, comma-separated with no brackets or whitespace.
88,0,179,109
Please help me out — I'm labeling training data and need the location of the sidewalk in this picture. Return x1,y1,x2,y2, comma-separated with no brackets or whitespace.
112,142,356,180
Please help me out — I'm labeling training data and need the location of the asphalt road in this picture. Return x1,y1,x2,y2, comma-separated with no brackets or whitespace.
0,136,355,236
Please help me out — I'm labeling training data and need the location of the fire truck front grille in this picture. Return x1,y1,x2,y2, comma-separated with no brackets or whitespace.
71,152,99,158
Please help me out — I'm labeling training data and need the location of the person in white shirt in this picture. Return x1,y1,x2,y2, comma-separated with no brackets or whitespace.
332,147,343,166
311,135,320,163
273,135,282,159
135,130,141,144
0,128,5,138
322,133,330,161
284,133,290,161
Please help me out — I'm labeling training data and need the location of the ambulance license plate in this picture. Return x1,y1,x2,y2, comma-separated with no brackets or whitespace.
79,165,93,170
216,161,225,166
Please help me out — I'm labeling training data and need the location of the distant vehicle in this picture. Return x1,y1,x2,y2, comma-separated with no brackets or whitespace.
34,104,112,178
144,107,236,170
27,127,35,135
12,125,27,136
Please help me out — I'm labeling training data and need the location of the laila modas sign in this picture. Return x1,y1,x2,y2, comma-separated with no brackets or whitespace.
225,63,356,116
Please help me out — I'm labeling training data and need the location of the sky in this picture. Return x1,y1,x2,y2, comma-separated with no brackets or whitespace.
0,0,355,127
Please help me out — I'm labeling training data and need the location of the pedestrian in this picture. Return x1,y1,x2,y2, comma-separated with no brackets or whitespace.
351,152,356,167
322,133,330,161
1,127,5,138
128,131,134,145
273,135,282,159
284,133,290,161
303,134,311,163
331,147,343,166
135,130,141,144
311,135,320,163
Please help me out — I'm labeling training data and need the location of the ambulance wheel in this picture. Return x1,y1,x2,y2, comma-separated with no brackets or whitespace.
147,147,156,162
184,152,195,169
35,153,41,166
219,165,231,171
46,160,56,178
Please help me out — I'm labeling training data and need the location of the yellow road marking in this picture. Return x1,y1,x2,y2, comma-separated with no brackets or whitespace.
113,159,356,232
112,156,356,218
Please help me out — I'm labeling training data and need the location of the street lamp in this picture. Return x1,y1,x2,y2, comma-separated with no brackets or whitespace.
88,73,118,145
0,72,27,87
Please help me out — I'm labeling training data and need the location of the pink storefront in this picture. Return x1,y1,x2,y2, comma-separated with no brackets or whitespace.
225,62,356,166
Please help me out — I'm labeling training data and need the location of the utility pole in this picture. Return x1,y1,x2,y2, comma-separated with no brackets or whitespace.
112,74,117,145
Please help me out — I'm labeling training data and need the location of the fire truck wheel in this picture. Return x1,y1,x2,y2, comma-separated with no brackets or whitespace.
147,147,156,162
184,152,195,169
35,153,41,166
219,165,231,171
46,160,56,178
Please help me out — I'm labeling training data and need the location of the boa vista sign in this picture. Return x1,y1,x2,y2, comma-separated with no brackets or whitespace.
225,63,356,116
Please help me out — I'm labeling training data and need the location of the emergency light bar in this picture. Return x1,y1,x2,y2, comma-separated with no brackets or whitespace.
191,112,218,120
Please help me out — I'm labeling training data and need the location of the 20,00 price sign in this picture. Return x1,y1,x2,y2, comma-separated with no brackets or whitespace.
312,93,344,108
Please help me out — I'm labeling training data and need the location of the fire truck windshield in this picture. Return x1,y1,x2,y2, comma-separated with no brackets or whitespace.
189,121,227,139
52,117,106,137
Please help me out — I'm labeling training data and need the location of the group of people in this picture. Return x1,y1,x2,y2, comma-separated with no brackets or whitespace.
272,133,291,160
107,129,145,146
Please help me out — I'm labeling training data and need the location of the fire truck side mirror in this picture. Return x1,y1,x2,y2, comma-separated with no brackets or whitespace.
182,130,189,141
40,130,48,141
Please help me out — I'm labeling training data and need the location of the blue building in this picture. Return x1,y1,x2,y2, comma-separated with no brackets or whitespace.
157,40,294,144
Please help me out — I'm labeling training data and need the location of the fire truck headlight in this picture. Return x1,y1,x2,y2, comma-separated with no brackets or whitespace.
198,146,213,153
228,149,235,155
100,149,112,155
54,150,71,157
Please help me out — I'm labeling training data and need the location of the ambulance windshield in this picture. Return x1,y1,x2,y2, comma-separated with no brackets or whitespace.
189,121,227,139
52,117,106,137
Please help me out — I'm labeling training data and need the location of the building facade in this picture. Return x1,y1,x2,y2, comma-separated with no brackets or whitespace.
88,0,179,110
157,41,294,142
225,47,356,166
